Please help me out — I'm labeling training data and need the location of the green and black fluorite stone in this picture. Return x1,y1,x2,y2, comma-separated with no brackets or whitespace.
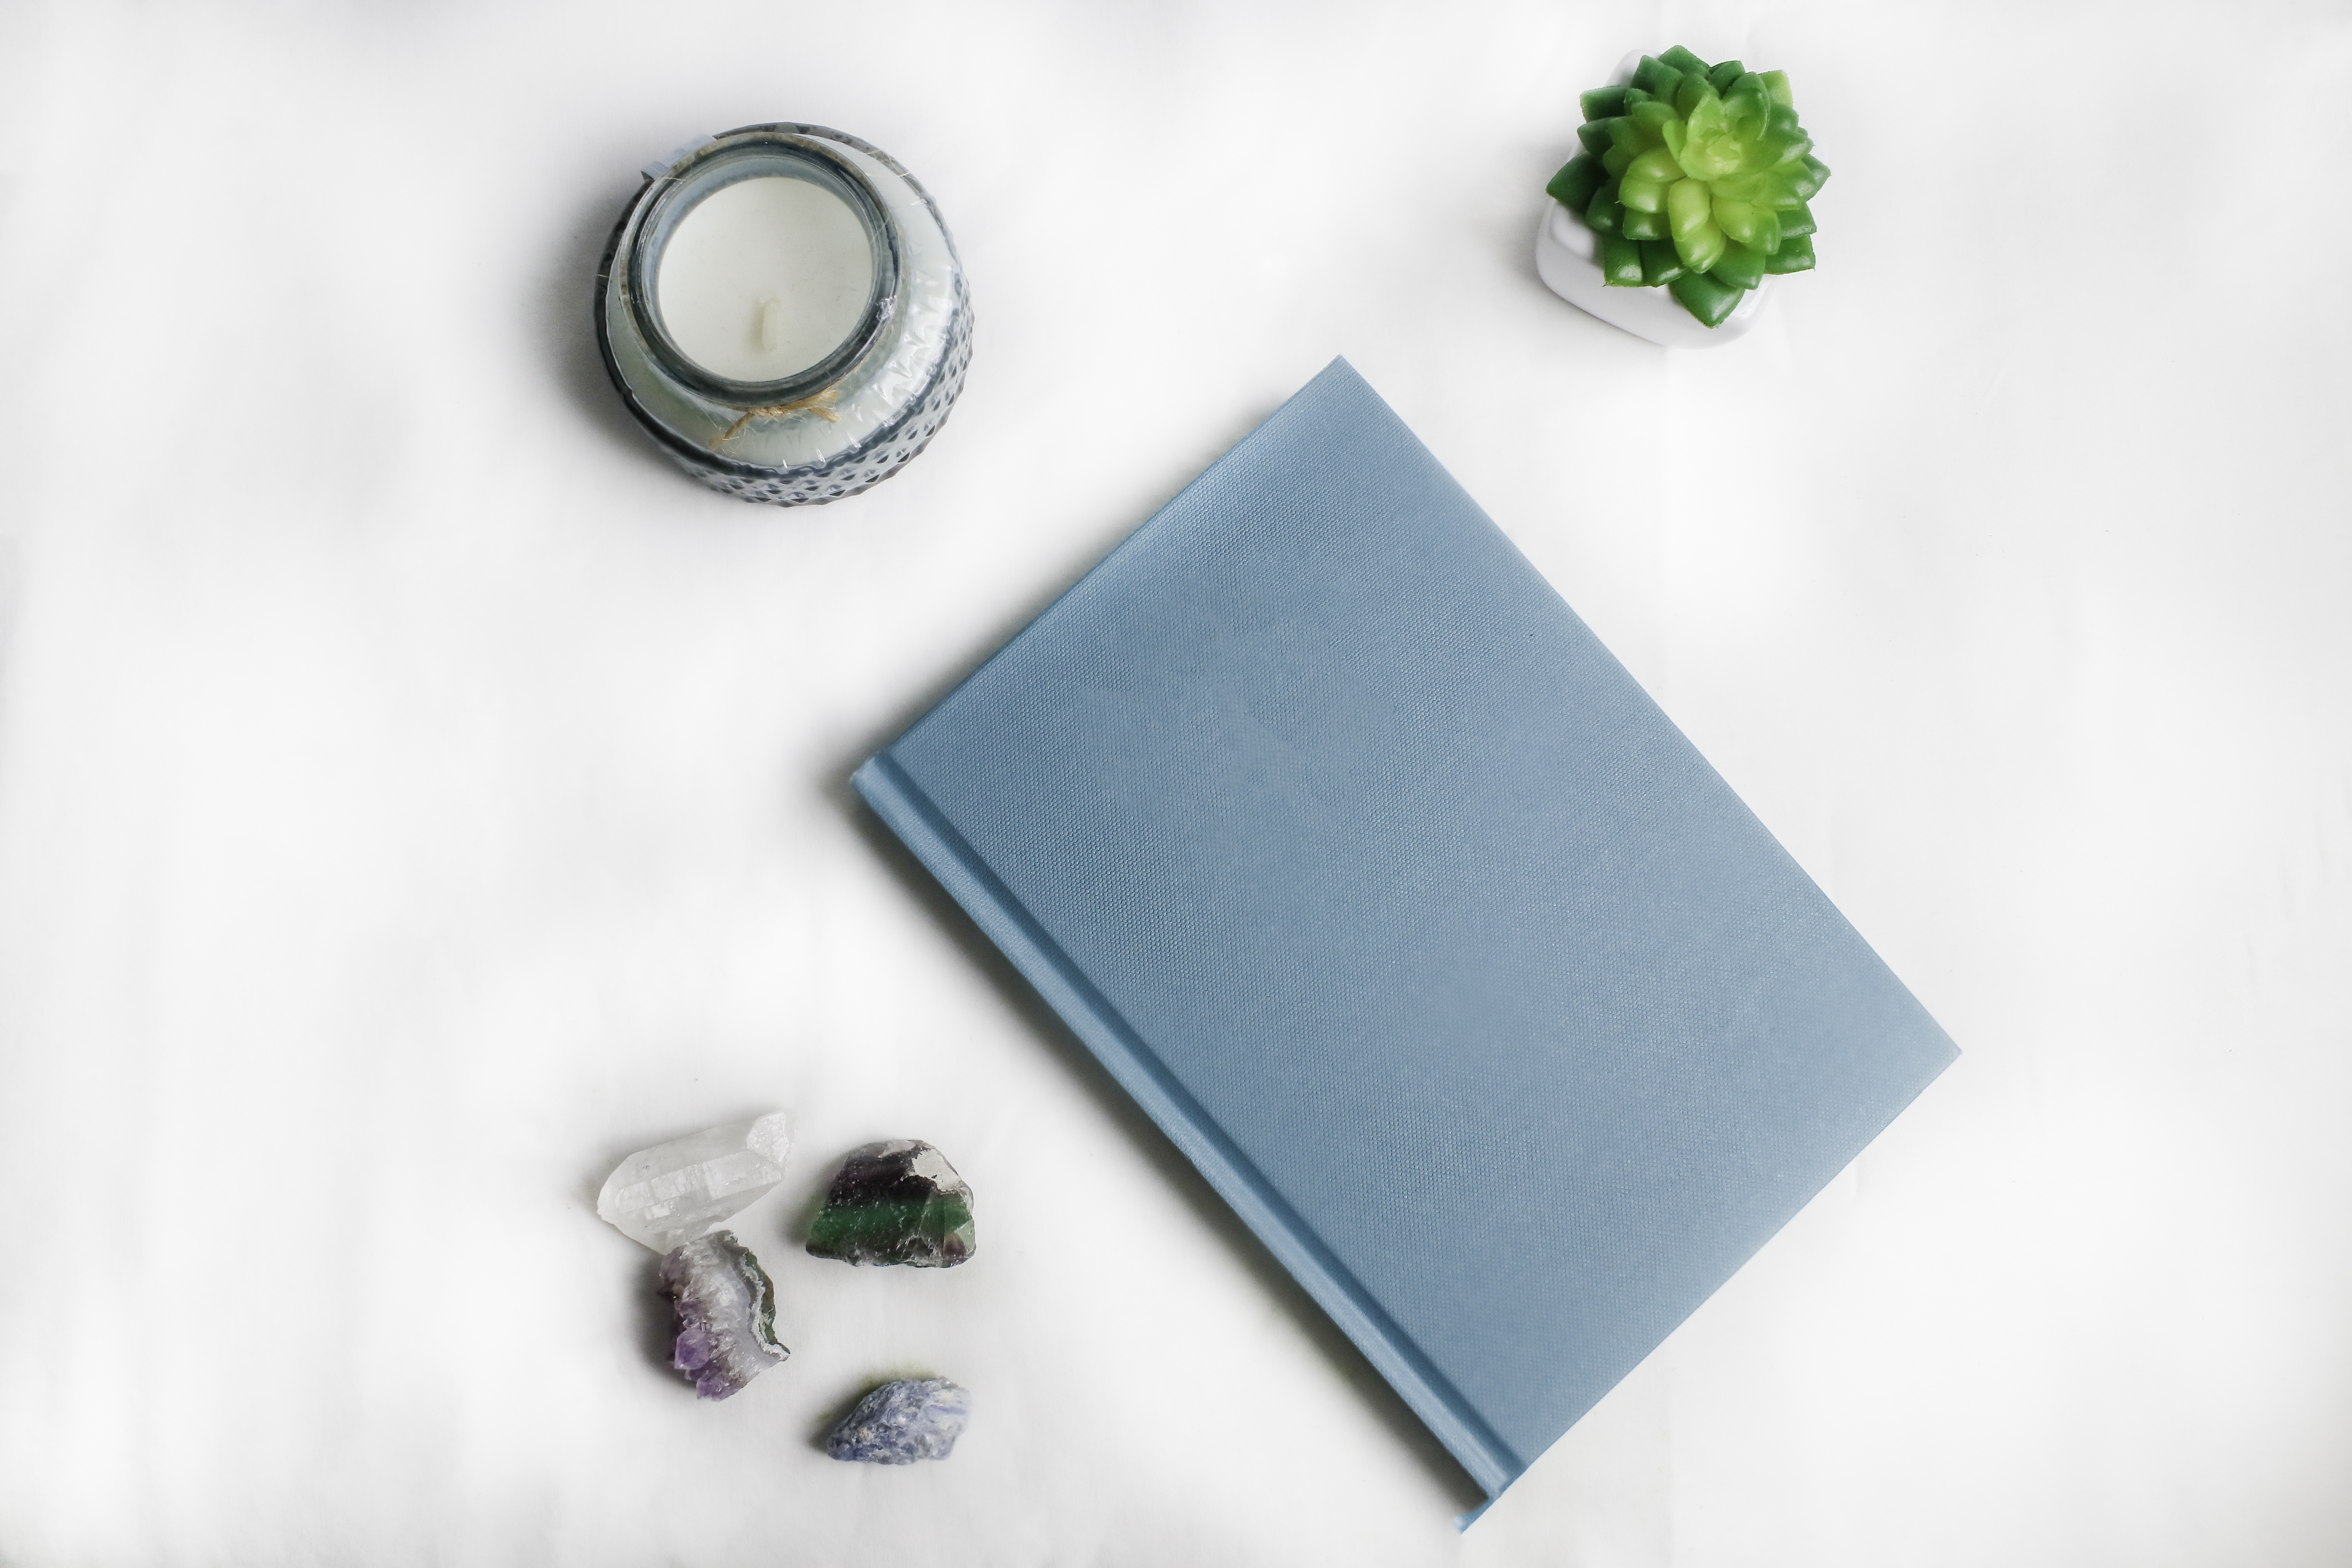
805,1139,976,1268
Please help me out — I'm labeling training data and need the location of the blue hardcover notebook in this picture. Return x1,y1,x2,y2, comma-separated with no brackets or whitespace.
854,359,1956,1511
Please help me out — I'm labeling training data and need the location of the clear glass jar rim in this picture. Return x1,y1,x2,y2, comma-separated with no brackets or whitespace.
621,132,904,409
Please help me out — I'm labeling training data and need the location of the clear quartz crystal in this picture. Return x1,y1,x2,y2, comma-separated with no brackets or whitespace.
596,1112,794,1253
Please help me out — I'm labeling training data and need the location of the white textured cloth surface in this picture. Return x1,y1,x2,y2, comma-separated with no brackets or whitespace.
1,3,2347,1564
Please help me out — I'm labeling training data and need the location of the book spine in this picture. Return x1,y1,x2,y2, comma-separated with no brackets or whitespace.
853,749,1523,1500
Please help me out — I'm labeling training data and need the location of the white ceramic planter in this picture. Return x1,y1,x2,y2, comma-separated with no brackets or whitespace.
1534,198,1769,348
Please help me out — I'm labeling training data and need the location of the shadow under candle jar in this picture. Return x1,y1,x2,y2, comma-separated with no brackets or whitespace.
596,124,973,506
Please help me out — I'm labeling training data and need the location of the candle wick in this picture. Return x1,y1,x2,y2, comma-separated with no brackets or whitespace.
755,297,784,352
712,385,842,448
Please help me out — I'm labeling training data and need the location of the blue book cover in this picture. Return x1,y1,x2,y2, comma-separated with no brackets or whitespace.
853,359,1957,1510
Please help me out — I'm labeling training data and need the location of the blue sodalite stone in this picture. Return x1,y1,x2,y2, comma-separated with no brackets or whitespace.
825,1377,971,1463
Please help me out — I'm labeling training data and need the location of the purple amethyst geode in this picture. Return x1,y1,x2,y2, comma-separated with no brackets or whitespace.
825,1377,971,1463
657,1231,787,1399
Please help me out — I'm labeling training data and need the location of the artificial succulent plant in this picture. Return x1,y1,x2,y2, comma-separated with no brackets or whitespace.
1545,45,1830,327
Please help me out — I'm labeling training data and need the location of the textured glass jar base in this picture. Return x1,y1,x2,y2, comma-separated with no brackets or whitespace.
597,125,973,508
673,280,972,506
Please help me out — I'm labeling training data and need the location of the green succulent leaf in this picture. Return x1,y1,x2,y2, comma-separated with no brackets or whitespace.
1676,221,1728,275
1783,156,1828,201
1621,205,1669,241
1619,146,1682,212
1711,195,1780,254
1710,240,1768,290
1630,56,1671,94
1599,233,1645,286
1628,100,1678,142
1546,154,1604,213
1707,168,1783,205
1550,43,1830,326
1764,234,1817,273
1579,86,1631,120
1666,179,1712,240
1668,269,1744,327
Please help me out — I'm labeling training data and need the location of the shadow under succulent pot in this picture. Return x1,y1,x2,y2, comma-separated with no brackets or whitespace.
596,123,974,506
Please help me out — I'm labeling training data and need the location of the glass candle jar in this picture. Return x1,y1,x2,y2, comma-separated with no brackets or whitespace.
595,124,973,506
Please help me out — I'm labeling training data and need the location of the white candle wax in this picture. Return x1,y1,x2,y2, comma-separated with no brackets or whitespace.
655,175,873,383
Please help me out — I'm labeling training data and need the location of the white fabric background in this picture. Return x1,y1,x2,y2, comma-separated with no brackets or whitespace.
2,2,2347,1564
